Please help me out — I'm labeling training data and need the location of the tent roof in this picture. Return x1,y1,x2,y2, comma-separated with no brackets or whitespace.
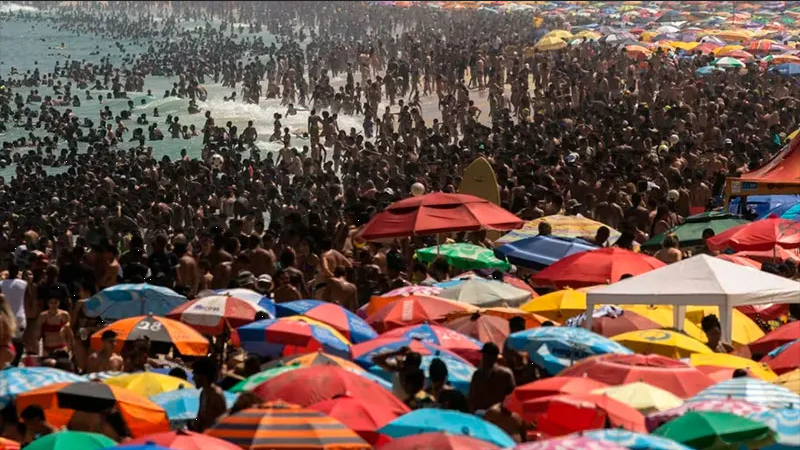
736,135,800,183
586,254,800,307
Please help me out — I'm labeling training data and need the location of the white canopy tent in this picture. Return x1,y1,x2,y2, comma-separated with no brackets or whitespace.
584,255,800,342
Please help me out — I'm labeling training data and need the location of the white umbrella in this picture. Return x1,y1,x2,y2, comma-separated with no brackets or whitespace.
435,277,532,307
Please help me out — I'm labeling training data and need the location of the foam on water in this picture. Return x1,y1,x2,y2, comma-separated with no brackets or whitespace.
0,3,39,13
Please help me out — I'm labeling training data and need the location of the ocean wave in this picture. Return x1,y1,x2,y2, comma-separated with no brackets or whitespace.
0,3,40,13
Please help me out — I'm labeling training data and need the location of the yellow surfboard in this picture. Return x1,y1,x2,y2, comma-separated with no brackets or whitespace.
459,157,502,240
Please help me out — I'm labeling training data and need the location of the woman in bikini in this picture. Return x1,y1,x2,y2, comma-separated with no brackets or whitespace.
0,294,18,367
36,295,73,357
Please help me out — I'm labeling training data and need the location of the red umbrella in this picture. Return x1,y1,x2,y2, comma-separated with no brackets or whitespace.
375,432,501,450
761,339,800,374
558,354,715,399
716,254,762,269
121,429,240,450
358,193,523,240
706,217,800,252
252,366,407,410
444,313,510,347
379,324,482,364
749,321,800,355
735,246,800,264
506,377,610,414
591,310,662,338
696,365,761,383
309,395,409,446
520,394,647,434
531,248,665,289
366,295,475,333
736,303,789,322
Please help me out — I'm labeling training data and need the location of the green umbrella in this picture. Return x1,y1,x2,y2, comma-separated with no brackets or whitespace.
229,363,302,393
653,411,776,450
26,431,116,450
642,211,748,250
415,243,511,271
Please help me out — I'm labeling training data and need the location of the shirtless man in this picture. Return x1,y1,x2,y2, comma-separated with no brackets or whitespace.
86,330,123,373
247,235,276,277
174,236,199,298
192,356,227,432
468,343,515,413
315,266,358,312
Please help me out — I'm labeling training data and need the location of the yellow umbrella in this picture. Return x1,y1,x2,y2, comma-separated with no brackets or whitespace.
689,353,777,382
715,30,752,43
592,382,684,413
714,44,745,55
685,306,765,348
104,372,194,397
611,329,713,358
620,305,708,343
774,369,800,395
544,29,573,40
573,30,601,40
535,36,568,51
654,41,676,52
520,289,586,321
788,128,799,141
770,55,800,65
670,41,699,51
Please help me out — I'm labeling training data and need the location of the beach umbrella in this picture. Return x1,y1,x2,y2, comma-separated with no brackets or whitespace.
103,372,192,397
443,312,511,347
509,377,609,407
165,295,273,335
361,287,445,318
310,395,409,447
767,54,800,65
535,36,568,51
747,409,800,450
611,329,713,358
761,339,800,375
379,409,515,448
380,285,442,297
696,65,726,75
202,288,276,317
351,338,475,393
726,49,756,60
83,283,186,320
366,295,475,333
121,430,241,450
0,367,85,408
712,56,747,68
625,44,653,59
16,382,169,438
592,382,684,413
514,436,628,450
652,411,776,450
716,29,754,42
236,317,351,359
544,29,573,40
150,388,238,427
694,42,722,54
736,246,800,264
685,306,765,348
229,364,304,393
775,369,800,395
646,399,770,432
748,39,779,52
435,277,532,307
590,310,663,338
707,217,800,251
496,215,623,245
25,432,116,450
519,393,647,434
579,429,693,450
415,243,510,271
716,253,762,269
376,432,501,450
560,354,715,399
252,366,405,409
750,322,800,355
90,315,209,357
771,62,800,75
206,401,371,450
689,353,777,381
445,306,549,328
531,248,664,289
617,305,708,343
689,376,800,409
494,235,598,270
642,212,748,250
274,300,377,343
378,323,482,364
573,30,601,40
358,193,523,241
506,327,633,375
520,289,587,321
0,439,18,450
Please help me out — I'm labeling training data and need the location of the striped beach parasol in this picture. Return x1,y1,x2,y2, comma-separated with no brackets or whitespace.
0,367,84,408
206,401,371,450
688,377,800,409
90,315,209,356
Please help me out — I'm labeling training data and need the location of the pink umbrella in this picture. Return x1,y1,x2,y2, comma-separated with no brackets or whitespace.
514,436,628,450
645,399,769,431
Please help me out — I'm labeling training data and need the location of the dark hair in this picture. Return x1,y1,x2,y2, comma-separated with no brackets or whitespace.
509,316,526,332
20,405,46,421
403,368,426,393
192,356,218,381
701,314,721,333
167,367,188,380
429,358,448,383
404,351,422,369
101,330,117,341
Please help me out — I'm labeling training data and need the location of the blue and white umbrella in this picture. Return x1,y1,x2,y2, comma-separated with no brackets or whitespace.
207,288,276,317
689,377,800,409
579,429,693,450
84,283,187,319
746,409,800,450
506,327,633,375
494,235,598,270
151,388,238,427
0,367,85,407
84,371,125,381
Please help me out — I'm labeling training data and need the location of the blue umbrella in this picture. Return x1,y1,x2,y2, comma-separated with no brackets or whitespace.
274,299,377,343
494,235,598,269
745,409,800,450
769,203,800,221
209,288,276,317
729,195,800,218
150,388,238,426
236,318,351,359
506,327,633,375
771,63,800,76
696,65,726,76
0,367,85,407
378,409,516,448
580,429,694,450
84,283,187,319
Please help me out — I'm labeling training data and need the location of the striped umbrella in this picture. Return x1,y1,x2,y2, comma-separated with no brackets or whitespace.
275,300,377,343
203,288,276,317
83,283,186,320
90,315,209,357
123,430,241,450
150,388,238,426
84,371,125,381
747,409,800,450
515,436,628,450
0,367,84,408
378,323,482,364
646,399,771,432
236,317,351,359
689,377,800,409
206,401,371,450
578,429,693,450
166,295,274,335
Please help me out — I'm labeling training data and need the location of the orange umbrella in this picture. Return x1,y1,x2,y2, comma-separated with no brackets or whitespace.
15,382,169,438
726,49,756,60
90,315,209,356
366,295,475,333
446,307,550,328
0,439,19,450
626,45,652,59
444,312,510,346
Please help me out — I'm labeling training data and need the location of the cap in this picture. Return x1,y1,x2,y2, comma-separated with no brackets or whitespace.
237,271,256,287
724,138,733,145
256,274,273,291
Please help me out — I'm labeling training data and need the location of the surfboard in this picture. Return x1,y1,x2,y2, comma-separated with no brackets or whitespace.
459,157,502,240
